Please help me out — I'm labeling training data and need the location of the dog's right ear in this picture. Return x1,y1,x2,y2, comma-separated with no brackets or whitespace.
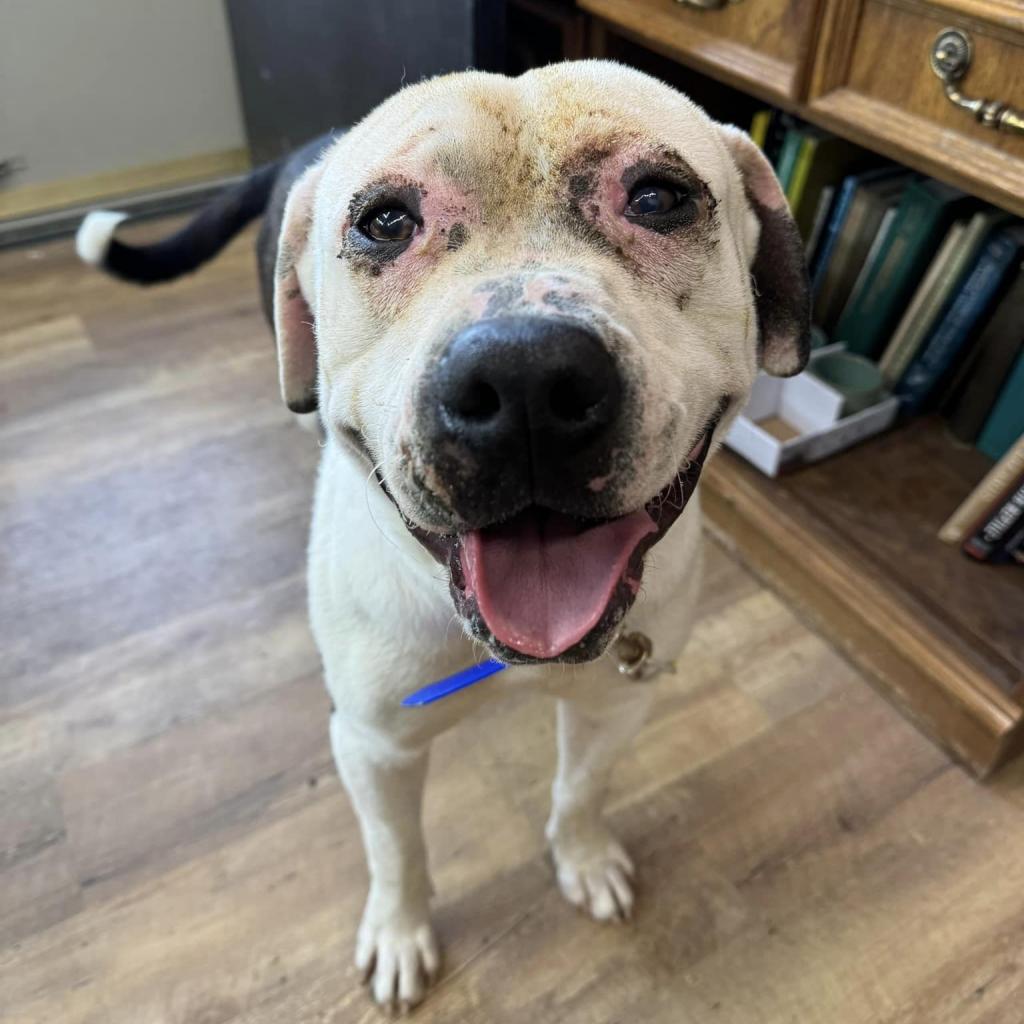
717,125,811,378
274,163,324,414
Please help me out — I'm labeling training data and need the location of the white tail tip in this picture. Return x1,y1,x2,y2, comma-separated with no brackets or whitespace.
75,210,129,266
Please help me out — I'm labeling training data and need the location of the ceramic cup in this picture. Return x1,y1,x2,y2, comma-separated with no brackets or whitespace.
809,351,886,416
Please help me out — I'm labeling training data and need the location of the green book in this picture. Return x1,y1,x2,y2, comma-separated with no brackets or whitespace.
774,127,806,195
878,210,1005,386
788,134,867,243
946,264,1024,444
978,349,1024,462
750,109,773,150
814,175,908,333
835,178,972,358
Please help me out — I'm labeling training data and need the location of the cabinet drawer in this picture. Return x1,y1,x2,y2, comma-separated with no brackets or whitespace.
809,0,1024,214
579,0,823,101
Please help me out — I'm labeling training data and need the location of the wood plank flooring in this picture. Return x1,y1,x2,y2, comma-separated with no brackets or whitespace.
3,221,1024,1023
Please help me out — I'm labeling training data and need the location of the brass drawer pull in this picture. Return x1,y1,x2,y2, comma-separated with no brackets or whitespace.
674,0,743,9
930,28,1024,137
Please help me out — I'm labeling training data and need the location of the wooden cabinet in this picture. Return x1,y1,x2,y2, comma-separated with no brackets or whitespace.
809,0,1024,215
582,0,1024,217
578,0,824,102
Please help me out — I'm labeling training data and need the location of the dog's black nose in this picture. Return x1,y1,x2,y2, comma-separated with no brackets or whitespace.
421,315,626,525
435,316,623,460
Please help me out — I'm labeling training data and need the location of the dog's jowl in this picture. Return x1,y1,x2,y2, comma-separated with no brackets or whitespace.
78,60,809,1009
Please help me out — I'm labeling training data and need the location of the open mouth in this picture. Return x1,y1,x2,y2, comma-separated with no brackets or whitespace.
363,403,725,664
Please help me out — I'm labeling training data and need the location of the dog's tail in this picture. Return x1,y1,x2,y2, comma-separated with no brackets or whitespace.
75,161,281,284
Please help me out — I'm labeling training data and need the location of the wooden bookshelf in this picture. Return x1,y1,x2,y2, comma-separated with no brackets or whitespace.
703,419,1024,777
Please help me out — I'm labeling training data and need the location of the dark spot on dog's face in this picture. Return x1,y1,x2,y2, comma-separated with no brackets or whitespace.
477,276,527,319
447,222,469,252
568,172,596,201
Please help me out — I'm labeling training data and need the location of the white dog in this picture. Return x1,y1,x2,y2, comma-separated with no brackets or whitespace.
78,60,809,1010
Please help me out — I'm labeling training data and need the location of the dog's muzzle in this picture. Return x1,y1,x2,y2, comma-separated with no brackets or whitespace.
417,315,628,527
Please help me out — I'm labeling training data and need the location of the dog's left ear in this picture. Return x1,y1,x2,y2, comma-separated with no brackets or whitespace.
718,125,811,377
274,162,324,413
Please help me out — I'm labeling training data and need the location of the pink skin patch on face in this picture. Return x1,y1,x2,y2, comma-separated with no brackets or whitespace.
568,144,710,287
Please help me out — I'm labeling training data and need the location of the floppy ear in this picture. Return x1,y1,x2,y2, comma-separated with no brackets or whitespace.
274,163,324,413
718,125,811,378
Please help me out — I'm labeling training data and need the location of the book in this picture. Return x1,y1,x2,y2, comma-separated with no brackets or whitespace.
788,134,867,243
750,109,773,150
978,346,1024,461
939,433,1024,543
814,174,909,333
880,209,1005,388
896,225,1024,416
837,205,898,330
775,126,806,195
762,111,795,167
810,167,898,290
878,220,969,386
835,179,973,358
962,472,1024,562
945,263,1024,444
805,185,836,262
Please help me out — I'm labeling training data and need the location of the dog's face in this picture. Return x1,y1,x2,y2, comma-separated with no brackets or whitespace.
275,62,809,664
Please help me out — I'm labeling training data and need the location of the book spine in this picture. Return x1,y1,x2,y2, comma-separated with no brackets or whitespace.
805,185,835,260
962,475,1024,562
811,178,857,291
897,232,1016,415
775,131,804,194
839,193,927,356
878,223,968,386
978,348,1024,461
751,110,772,150
938,434,1024,543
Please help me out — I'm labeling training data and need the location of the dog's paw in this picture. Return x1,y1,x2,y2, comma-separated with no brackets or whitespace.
550,829,636,922
355,908,441,1011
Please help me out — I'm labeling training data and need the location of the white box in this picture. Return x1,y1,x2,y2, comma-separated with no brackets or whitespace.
723,367,899,477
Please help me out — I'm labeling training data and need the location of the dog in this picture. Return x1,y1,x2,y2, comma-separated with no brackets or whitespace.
77,60,809,1010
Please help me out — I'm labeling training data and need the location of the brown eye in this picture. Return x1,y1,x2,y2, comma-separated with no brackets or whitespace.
625,181,689,218
361,207,416,243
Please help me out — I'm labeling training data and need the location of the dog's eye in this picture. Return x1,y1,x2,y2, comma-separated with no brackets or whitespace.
625,180,691,219
360,206,417,243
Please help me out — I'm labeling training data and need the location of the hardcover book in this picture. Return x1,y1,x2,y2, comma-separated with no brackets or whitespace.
945,263,1024,444
896,224,1024,416
963,472,1024,562
879,209,1006,387
978,346,1024,462
836,179,973,358
814,174,908,334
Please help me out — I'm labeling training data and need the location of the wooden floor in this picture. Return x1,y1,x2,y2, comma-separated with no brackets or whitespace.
3,221,1024,1024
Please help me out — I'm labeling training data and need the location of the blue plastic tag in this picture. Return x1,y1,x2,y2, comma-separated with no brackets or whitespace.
401,658,507,707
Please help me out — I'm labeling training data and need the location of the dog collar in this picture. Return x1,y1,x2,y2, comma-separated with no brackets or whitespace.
401,630,674,706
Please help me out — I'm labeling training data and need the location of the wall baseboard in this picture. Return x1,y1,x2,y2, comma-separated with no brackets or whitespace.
0,148,250,221
0,174,247,250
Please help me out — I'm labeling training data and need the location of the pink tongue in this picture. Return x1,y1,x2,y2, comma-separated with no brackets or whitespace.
462,508,657,659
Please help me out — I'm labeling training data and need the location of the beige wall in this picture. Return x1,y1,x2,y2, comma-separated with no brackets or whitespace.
0,0,246,190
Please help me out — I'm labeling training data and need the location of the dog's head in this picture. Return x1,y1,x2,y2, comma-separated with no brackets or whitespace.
273,61,809,664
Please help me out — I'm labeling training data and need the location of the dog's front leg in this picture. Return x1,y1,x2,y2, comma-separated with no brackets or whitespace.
330,713,439,1010
546,682,654,922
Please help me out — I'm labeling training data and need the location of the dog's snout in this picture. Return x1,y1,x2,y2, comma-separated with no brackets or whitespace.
436,316,622,459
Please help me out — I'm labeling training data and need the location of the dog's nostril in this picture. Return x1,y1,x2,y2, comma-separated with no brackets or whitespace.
451,378,501,421
549,372,603,423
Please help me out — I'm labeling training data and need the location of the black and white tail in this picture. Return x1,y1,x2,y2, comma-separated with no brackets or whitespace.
75,161,280,284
